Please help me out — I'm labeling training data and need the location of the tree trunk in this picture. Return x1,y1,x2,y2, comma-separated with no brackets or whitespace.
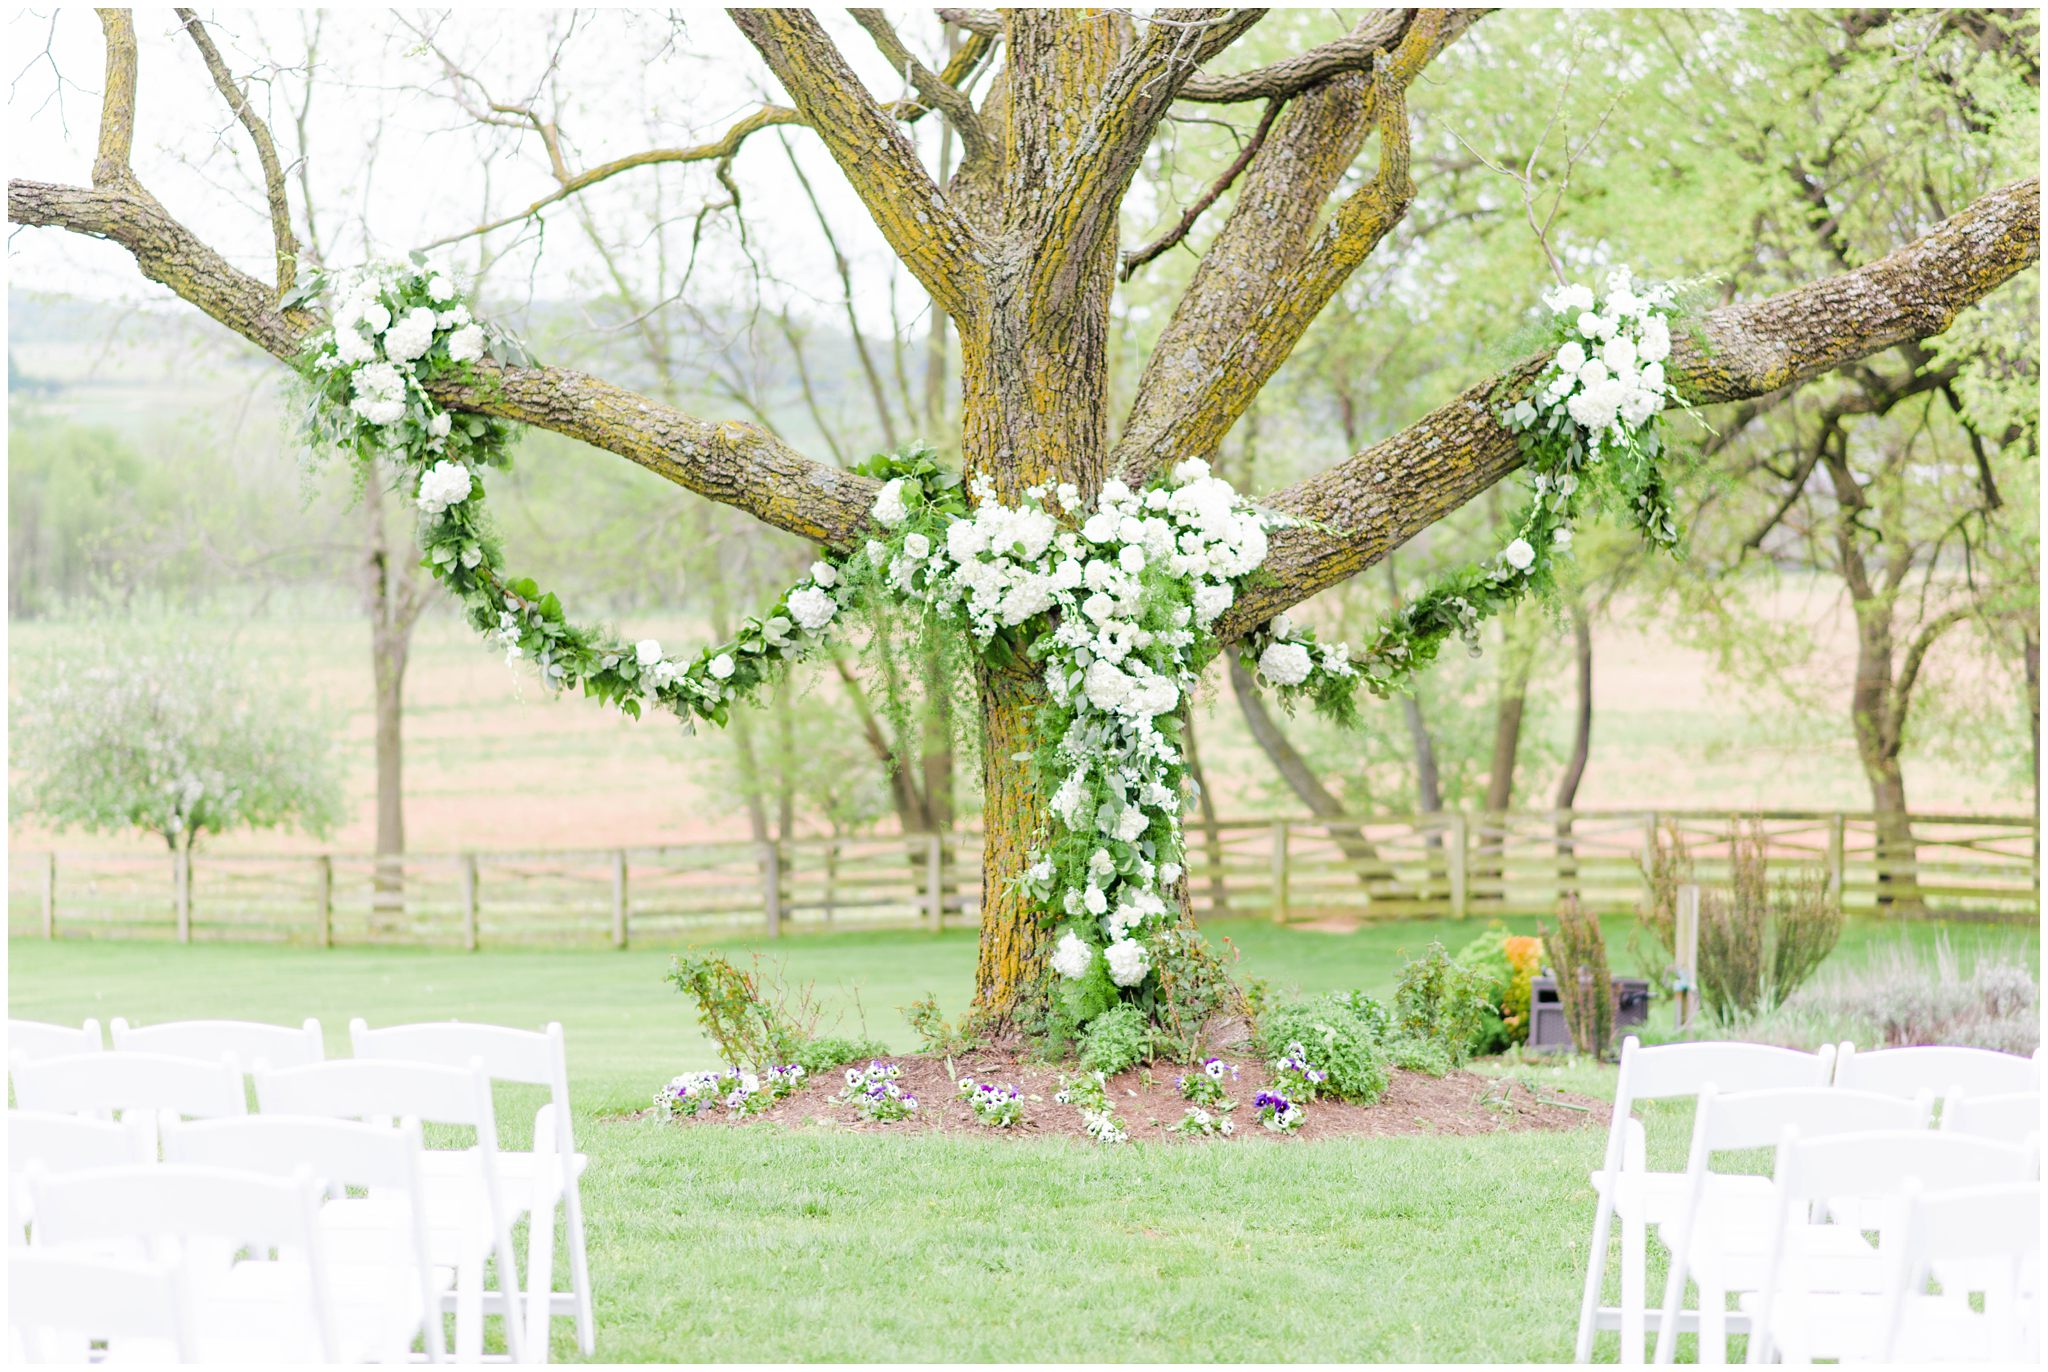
362,487,419,929
970,668,1055,1022
1182,709,1230,914
1846,597,1926,913
1553,603,1594,898
1383,559,1442,844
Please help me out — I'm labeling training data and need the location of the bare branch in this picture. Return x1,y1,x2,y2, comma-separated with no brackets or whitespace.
1176,7,1435,101
174,9,298,296
849,7,989,163
91,8,137,188
1217,176,2042,638
935,8,1000,38
728,7,985,321
1120,96,1281,280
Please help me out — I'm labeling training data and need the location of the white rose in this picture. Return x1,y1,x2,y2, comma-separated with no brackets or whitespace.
1258,641,1312,686
903,533,932,560
810,561,838,587
446,323,486,363
1118,545,1146,575
787,586,836,632
1554,340,1587,374
414,459,474,516
1105,938,1150,987
1502,537,1537,571
871,479,909,526
1638,315,1672,364
1051,933,1094,981
364,301,392,333
428,411,453,438
1082,511,1119,544
708,654,736,680
635,639,663,667
1601,334,1638,375
427,275,456,302
1576,310,1609,339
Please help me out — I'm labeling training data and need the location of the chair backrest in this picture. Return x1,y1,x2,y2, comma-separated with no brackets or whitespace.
351,1017,575,1151
6,1019,102,1063
1773,1129,2039,1211
1836,1043,2041,1099
1692,1085,1931,1156
29,1164,338,1359
1597,1037,1836,1171
9,1249,194,1362
163,1114,426,1193
1941,1090,2043,1146
9,1051,246,1124
111,1017,323,1071
252,1057,497,1132
1880,1182,2043,1361
8,1111,155,1244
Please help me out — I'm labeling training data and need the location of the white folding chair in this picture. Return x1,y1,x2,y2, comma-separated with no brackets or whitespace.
1741,1130,2040,1364
112,1016,324,1071
9,1248,196,1363
1942,1089,2043,1145
1575,1037,1837,1364
1876,1182,2042,1362
6,1018,103,1062
351,1018,594,1359
256,1057,528,1363
165,1113,449,1362
10,1050,245,1154
7,1110,156,1246
29,1163,343,1361
1835,1043,2041,1099
1651,1086,1932,1364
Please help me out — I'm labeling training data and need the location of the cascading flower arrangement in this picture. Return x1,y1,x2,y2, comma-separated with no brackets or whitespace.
298,258,1687,1036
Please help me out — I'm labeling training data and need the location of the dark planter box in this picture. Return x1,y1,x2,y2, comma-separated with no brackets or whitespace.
1525,974,1651,1053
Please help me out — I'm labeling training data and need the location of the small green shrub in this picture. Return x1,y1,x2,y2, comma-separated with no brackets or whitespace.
1390,942,1490,1076
788,1035,887,1076
667,951,878,1074
1255,994,1391,1104
902,993,979,1056
1544,896,1613,1059
1455,926,1516,1056
1078,1003,1154,1075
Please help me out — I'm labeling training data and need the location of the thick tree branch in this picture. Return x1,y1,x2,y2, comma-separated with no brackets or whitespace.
1177,7,1470,101
849,7,990,163
1218,176,2041,639
8,177,876,549
1112,10,1468,482
729,7,986,320
175,9,298,297
93,9,138,188
1888,604,1973,746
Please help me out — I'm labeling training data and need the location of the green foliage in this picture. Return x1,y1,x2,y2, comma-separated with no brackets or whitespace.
665,950,880,1074
1695,821,1847,1024
9,634,343,849
1455,927,1516,1056
788,1035,888,1077
1254,994,1392,1104
902,993,980,1056
1390,942,1491,1076
1543,898,1614,1061
1077,1003,1154,1076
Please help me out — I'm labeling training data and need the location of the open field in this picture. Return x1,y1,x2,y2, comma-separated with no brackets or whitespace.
8,915,2035,1361
6,585,2031,858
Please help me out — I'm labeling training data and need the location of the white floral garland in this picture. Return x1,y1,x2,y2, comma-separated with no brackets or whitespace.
299,259,1683,1017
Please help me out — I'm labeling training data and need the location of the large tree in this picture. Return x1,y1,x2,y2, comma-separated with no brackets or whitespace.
12,8,2036,1023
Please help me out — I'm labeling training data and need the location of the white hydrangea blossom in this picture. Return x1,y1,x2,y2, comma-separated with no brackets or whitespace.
787,586,837,632
1051,932,1094,980
1104,938,1150,987
415,460,473,516
1257,641,1312,686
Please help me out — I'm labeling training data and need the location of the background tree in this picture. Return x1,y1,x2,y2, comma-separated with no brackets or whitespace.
10,636,343,852
10,8,2034,1028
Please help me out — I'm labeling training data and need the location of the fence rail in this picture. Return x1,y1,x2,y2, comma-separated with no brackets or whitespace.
9,810,2036,947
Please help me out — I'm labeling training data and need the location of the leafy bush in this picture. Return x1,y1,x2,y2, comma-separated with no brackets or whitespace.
1255,994,1391,1103
1389,942,1490,1076
1737,936,2037,1055
1696,821,1845,1023
902,994,979,1056
1147,926,1253,1061
667,952,879,1073
1542,897,1613,1060
1078,1003,1154,1075
1454,925,1542,1055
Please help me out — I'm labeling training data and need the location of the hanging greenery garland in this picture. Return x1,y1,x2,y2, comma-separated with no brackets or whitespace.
295,259,1686,1024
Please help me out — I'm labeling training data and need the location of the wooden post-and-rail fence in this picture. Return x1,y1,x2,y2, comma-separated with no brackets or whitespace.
10,809,2037,948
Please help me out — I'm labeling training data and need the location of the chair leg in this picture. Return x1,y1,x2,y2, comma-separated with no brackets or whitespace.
1576,1195,1616,1362
1700,1282,1726,1366
564,1184,595,1356
456,1242,484,1362
1620,1209,1647,1365
1652,1253,1689,1365
493,1221,529,1365
525,1199,557,1363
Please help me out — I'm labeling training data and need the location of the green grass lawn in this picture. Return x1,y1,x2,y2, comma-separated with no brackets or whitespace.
7,915,2036,1361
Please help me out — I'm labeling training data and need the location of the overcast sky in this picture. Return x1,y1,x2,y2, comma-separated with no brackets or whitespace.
7,7,973,340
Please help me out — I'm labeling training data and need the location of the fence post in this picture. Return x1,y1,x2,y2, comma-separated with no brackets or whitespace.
316,855,333,949
1269,820,1290,923
174,850,192,944
1826,813,1846,901
43,852,56,940
1674,883,1701,1030
1640,810,1660,913
926,832,945,932
1447,814,1469,919
611,849,629,949
461,855,479,952
762,842,782,938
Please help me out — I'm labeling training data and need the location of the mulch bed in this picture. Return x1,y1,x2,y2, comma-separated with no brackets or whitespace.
634,1046,1609,1144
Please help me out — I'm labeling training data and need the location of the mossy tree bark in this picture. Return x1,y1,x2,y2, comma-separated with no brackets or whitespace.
10,8,2038,1026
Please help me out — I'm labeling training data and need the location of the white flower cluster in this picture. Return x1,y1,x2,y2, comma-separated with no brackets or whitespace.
1508,267,1675,455
1054,1071,1128,1145
871,460,1286,992
316,265,485,429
